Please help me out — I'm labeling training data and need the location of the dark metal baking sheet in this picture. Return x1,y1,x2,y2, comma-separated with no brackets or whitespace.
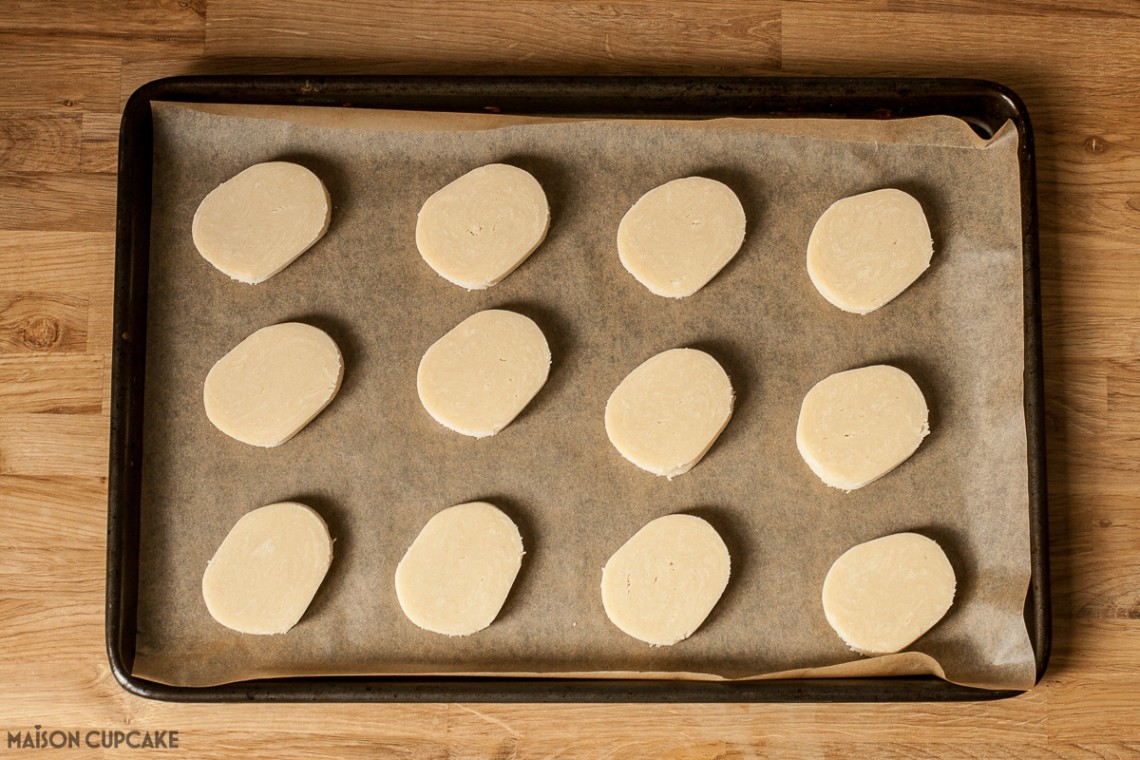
108,75,1048,702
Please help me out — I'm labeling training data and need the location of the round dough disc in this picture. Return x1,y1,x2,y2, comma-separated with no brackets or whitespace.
617,176,746,298
605,348,734,478
601,514,731,646
417,309,551,438
395,501,524,636
202,502,333,635
796,365,929,491
807,188,933,314
822,532,956,655
204,322,343,447
192,161,331,284
416,163,550,289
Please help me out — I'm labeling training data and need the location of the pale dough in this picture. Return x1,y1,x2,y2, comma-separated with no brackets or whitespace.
796,365,929,491
822,532,956,655
417,309,551,438
416,163,550,289
395,501,524,637
204,322,343,447
807,188,933,314
192,161,331,284
604,348,734,478
601,514,731,646
617,176,746,298
202,502,333,635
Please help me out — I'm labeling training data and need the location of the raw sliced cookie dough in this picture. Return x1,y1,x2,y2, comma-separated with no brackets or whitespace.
202,502,333,635
416,163,550,289
395,501,524,636
822,532,956,655
417,309,551,438
617,176,747,298
204,322,343,447
796,364,929,491
601,513,731,646
605,348,734,478
807,188,933,314
192,161,331,284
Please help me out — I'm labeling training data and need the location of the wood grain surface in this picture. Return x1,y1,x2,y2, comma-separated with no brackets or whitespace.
1,1,1138,757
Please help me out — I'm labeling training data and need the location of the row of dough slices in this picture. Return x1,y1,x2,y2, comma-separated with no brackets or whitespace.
203,314,931,492
193,161,934,312
203,500,955,655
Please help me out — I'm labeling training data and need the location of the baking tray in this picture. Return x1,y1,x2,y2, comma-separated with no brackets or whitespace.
108,75,1048,702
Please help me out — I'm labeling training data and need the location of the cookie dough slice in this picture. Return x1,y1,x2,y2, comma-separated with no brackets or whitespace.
601,514,731,646
417,309,551,438
202,502,333,635
193,161,331,284
204,322,343,447
822,532,956,655
796,365,929,491
807,188,933,314
605,348,734,478
395,501,524,636
416,163,550,289
618,177,747,298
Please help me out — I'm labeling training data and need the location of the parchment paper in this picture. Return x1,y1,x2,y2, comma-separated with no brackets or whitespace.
134,101,1035,690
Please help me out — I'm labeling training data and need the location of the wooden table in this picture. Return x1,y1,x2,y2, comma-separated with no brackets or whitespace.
2,2,1137,756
